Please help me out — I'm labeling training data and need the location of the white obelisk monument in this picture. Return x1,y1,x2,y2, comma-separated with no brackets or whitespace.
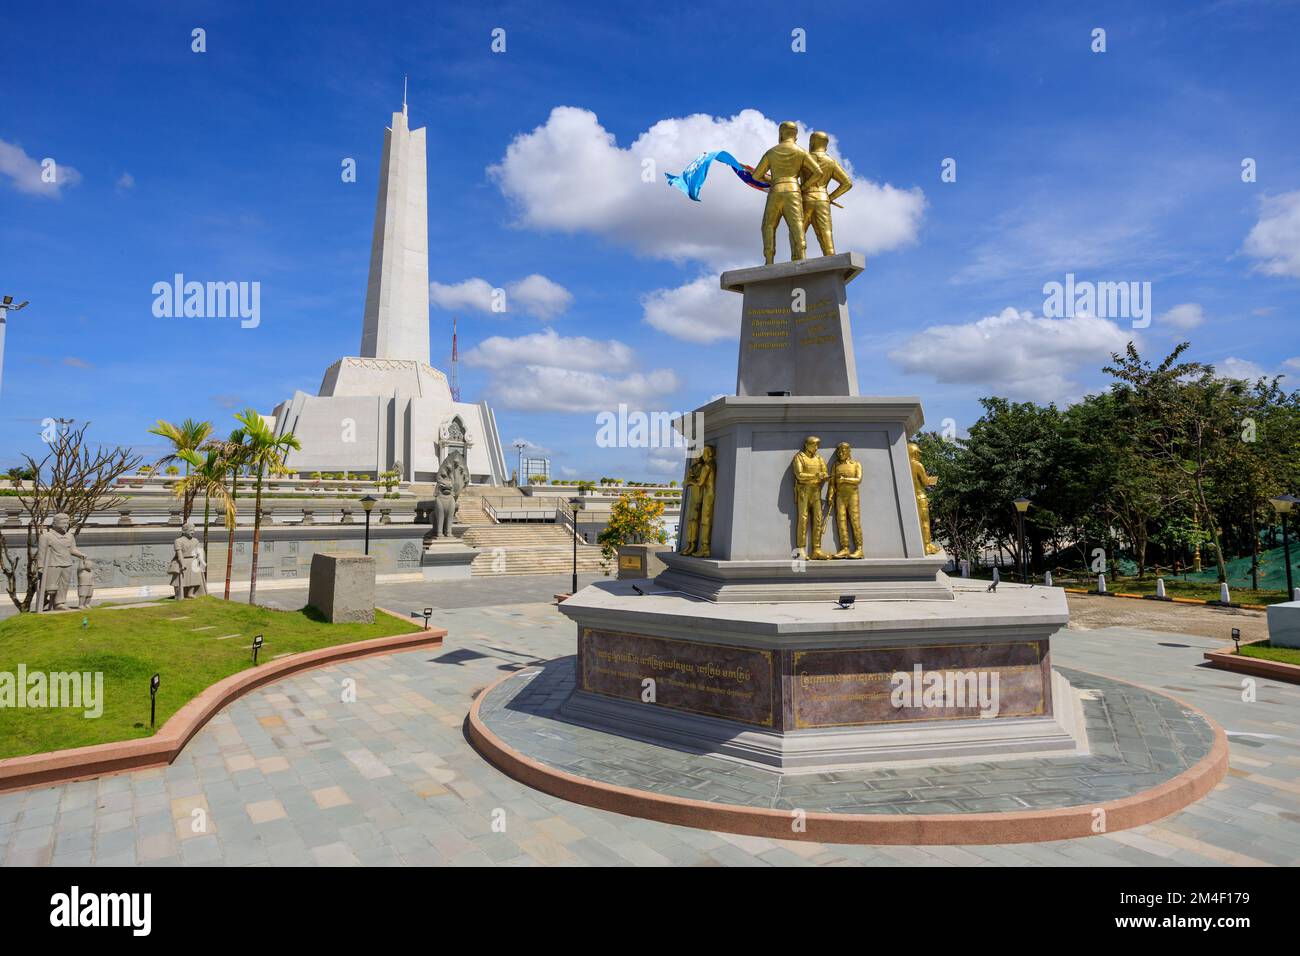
358,84,430,363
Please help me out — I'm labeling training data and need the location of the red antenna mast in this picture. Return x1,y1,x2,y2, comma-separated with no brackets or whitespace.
449,316,461,401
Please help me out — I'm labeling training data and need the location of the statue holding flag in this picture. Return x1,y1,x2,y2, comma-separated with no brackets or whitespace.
750,122,824,265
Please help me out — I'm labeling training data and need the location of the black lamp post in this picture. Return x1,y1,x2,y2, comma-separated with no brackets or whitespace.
1013,497,1032,584
1269,494,1298,598
360,494,377,555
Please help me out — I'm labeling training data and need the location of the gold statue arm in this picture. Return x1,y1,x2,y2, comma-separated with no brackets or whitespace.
751,151,773,185
826,160,853,205
801,151,824,183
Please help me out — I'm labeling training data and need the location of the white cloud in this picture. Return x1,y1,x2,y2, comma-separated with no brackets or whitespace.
1157,303,1204,330
0,139,82,198
1285,357,1300,371
489,107,926,268
429,277,496,313
115,172,135,192
1215,357,1271,382
642,273,741,343
888,307,1134,405
465,328,633,372
429,274,573,319
507,274,573,319
1243,191,1300,278
464,328,678,412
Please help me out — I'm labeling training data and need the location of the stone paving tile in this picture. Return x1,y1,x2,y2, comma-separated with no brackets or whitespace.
2,578,1297,866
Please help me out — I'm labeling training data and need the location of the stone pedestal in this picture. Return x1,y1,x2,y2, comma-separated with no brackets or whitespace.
307,552,375,623
724,253,863,397
420,537,480,580
1267,600,1300,649
659,395,943,602
557,579,1078,770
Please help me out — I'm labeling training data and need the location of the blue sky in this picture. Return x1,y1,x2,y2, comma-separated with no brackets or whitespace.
2,0,1298,479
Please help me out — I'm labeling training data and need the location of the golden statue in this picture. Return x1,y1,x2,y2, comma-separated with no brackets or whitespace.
827,442,863,559
751,121,823,265
792,436,832,560
800,131,852,257
682,445,717,557
907,441,940,555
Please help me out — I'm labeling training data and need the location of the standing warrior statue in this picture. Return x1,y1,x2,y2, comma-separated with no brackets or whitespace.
169,521,208,600
751,121,823,265
681,445,717,558
908,441,941,555
800,131,853,257
792,436,832,560
33,512,86,612
827,442,864,559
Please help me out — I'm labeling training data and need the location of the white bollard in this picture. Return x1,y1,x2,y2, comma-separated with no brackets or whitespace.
960,559,970,578
1044,570,1053,587
1155,577,1166,599
1220,582,1231,604
992,566,1000,584
1097,573,1107,594
1293,587,1299,603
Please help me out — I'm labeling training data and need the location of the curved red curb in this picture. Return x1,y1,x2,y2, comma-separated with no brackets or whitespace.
0,608,443,794
466,667,1228,845
1204,644,1300,685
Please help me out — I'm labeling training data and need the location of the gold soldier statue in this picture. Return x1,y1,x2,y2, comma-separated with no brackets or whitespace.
801,131,852,257
751,121,823,265
792,436,832,560
908,441,941,555
681,445,717,557
827,442,863,559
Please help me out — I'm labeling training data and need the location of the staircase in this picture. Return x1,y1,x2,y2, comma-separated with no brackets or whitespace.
451,485,608,576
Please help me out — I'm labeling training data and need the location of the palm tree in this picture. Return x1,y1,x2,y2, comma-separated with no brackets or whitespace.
205,430,250,600
147,418,213,520
233,409,300,605
173,448,236,558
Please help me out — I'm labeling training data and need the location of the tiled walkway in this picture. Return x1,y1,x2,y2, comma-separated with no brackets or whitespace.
2,587,1298,866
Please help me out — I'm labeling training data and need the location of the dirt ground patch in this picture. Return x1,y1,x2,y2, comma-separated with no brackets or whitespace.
1065,592,1267,643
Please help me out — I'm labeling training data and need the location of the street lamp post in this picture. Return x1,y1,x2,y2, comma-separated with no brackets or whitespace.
360,494,377,555
0,295,31,396
1013,497,1032,584
569,497,581,596
513,441,528,487
1269,494,1298,598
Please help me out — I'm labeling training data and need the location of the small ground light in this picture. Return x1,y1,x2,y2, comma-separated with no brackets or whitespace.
423,607,433,628
81,616,88,629
252,634,264,663
150,673,160,728
837,594,855,609
1232,627,1241,652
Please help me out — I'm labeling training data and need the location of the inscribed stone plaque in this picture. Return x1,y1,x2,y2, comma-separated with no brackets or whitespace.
579,628,775,727
791,640,1049,728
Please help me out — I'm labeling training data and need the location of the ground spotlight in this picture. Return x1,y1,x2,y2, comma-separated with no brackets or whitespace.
837,594,855,609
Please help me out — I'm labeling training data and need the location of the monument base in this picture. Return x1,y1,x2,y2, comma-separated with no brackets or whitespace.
656,551,953,603
556,578,1074,772
420,537,480,580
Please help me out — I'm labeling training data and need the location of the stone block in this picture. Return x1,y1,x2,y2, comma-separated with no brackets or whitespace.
1266,600,1300,649
615,544,673,580
308,552,375,623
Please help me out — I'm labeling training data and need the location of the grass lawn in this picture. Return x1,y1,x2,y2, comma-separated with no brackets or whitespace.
0,596,421,760
1048,574,1291,606
1238,642,1300,667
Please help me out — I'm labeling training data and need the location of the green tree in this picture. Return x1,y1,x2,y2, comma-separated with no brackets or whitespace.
147,418,213,520
173,447,237,558
597,490,668,562
232,410,300,604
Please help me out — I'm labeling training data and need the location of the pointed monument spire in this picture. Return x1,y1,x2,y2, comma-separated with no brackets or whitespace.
358,89,430,364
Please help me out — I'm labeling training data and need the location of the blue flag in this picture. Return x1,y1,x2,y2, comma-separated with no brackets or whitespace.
665,150,769,201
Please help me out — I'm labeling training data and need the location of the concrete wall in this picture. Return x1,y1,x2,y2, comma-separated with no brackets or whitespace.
2,525,427,596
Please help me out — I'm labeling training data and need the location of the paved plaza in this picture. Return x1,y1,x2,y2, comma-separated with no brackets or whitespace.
1,578,1297,866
